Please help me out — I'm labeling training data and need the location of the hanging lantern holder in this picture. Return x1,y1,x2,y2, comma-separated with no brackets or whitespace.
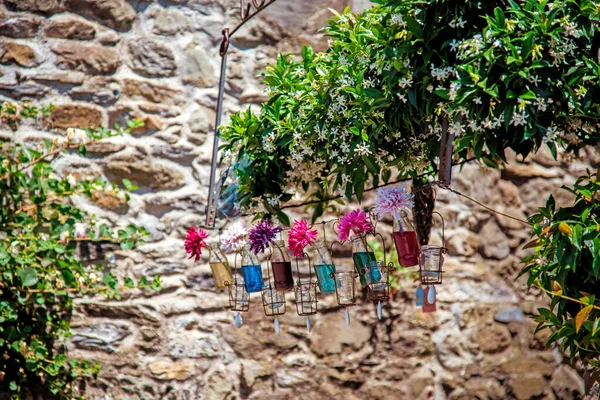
228,252,250,312
261,248,286,318
362,211,393,302
327,239,360,310
293,252,318,316
418,211,447,285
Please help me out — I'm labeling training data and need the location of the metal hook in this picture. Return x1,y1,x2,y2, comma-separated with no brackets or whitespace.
431,211,445,248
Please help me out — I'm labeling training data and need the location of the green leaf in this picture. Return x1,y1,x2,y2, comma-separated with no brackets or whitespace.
125,224,137,235
9,381,17,391
18,268,38,287
405,15,423,39
120,239,134,251
494,7,506,29
276,210,290,227
122,178,138,191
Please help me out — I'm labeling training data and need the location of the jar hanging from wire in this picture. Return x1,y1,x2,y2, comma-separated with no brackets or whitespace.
241,244,264,293
312,240,336,294
207,242,232,289
351,233,376,288
393,209,420,267
270,239,294,291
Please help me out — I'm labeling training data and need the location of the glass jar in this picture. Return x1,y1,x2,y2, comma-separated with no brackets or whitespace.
208,242,232,289
419,245,444,284
366,261,388,292
393,210,420,267
351,234,376,287
333,271,356,306
312,240,336,294
241,244,264,293
270,240,294,291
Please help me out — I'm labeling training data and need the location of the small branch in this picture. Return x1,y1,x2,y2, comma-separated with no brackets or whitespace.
536,283,600,311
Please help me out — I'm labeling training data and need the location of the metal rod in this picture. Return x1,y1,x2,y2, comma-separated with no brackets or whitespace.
205,52,228,228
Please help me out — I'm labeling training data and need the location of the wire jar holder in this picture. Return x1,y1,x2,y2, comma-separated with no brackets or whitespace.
293,252,318,316
228,252,250,312
262,248,287,318
418,211,447,285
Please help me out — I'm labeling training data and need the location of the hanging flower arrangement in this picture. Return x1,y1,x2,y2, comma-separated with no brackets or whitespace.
373,183,414,220
221,221,249,253
337,210,372,241
248,219,283,254
184,227,208,262
288,220,318,257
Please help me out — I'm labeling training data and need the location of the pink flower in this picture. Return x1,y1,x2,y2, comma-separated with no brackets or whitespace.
184,227,209,262
337,210,373,241
373,183,414,220
288,220,318,258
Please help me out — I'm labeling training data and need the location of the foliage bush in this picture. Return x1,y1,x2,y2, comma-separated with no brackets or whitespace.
220,0,600,223
521,170,600,379
0,102,160,399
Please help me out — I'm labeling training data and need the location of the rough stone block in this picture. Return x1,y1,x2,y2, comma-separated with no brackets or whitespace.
52,42,119,75
45,15,96,40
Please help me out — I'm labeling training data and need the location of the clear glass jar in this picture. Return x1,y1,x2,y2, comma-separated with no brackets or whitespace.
241,244,264,293
208,242,232,289
333,271,356,306
312,241,336,294
351,234,375,287
419,245,443,284
270,240,294,291
393,210,420,267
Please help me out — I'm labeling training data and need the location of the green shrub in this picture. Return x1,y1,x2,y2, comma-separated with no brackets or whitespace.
521,170,600,380
0,102,160,399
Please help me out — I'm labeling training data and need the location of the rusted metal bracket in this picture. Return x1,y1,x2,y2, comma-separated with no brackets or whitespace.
205,0,279,229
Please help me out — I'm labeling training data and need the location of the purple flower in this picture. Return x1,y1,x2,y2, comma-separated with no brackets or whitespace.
248,219,282,254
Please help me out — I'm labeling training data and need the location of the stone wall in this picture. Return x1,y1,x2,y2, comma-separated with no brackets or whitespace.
0,1,596,399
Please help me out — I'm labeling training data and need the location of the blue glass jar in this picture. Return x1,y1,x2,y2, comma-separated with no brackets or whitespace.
312,241,336,294
241,244,264,293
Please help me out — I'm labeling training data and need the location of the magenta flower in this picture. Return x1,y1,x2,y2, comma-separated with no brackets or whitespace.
288,220,318,258
185,226,209,262
248,219,282,254
373,183,414,220
337,210,373,241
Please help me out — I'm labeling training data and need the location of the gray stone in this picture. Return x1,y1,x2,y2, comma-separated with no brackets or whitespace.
181,41,215,87
495,307,524,323
126,37,177,78
52,42,119,75
167,330,221,358
0,16,41,38
150,7,191,36
479,219,511,260
69,76,121,105
66,0,136,31
45,16,96,40
187,106,214,145
96,27,121,46
0,80,48,98
71,323,130,352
